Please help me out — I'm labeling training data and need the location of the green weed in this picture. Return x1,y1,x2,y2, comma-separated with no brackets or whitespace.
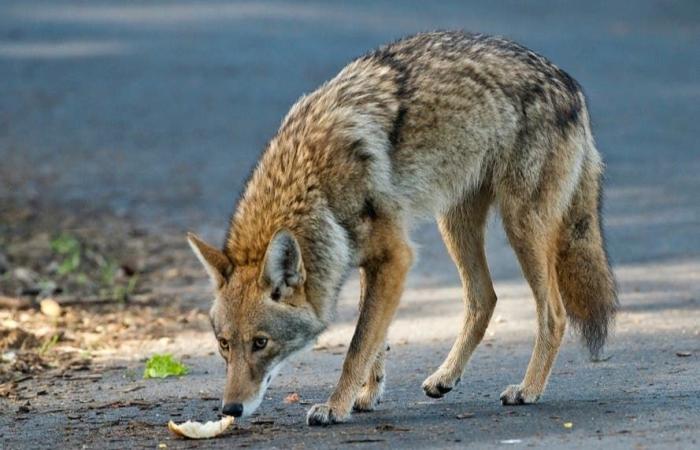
143,354,189,379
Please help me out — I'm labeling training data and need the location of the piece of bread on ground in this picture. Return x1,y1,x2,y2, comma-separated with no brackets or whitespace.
167,416,234,439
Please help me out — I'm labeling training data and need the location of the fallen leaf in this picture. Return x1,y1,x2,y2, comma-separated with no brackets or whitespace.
0,296,31,309
0,382,17,398
1,351,16,363
564,422,573,429
0,328,40,351
40,298,61,318
675,351,692,357
284,392,300,404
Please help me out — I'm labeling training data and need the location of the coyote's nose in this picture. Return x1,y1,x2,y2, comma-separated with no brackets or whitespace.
222,402,244,417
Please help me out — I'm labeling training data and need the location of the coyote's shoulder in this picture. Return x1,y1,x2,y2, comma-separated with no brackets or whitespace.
224,44,401,268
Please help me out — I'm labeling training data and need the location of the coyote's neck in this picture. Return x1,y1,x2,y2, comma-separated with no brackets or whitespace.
297,209,352,322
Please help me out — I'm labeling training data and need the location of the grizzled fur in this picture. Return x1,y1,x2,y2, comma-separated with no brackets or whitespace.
188,31,617,426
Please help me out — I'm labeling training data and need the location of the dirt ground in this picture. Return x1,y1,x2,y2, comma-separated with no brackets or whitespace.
1,201,699,449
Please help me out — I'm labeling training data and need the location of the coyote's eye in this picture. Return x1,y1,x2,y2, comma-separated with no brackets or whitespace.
218,338,229,352
252,337,268,352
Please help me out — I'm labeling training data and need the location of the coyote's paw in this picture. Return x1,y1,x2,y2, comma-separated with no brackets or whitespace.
499,384,540,405
307,403,346,426
353,380,384,412
422,369,460,399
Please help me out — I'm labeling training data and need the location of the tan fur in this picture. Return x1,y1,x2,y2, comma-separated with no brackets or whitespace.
308,218,413,424
187,31,617,425
422,186,497,397
352,268,387,412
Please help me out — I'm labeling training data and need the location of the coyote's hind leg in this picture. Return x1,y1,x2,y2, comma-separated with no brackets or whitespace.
423,190,497,398
499,208,567,405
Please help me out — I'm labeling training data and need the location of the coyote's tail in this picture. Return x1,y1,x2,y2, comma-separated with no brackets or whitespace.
556,149,618,359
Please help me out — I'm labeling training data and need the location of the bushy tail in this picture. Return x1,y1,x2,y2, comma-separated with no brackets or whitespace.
556,151,618,359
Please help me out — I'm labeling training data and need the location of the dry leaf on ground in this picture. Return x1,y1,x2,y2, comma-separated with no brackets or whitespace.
40,299,61,318
284,392,300,403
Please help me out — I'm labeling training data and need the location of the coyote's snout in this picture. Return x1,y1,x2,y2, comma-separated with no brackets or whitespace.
187,31,617,425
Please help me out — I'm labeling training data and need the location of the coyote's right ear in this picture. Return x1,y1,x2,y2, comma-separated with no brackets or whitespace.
187,232,232,288
260,229,305,297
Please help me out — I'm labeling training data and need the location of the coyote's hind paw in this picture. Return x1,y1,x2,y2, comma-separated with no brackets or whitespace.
499,384,540,405
353,380,384,412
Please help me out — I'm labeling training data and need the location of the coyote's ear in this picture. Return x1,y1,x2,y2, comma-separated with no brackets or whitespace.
260,229,305,296
187,232,232,289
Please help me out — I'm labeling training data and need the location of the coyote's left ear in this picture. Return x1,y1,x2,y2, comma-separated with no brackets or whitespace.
187,232,232,289
260,229,305,297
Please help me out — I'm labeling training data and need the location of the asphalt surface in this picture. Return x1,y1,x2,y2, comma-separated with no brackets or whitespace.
1,1,699,449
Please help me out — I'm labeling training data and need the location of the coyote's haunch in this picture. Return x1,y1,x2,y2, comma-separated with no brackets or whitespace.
187,31,617,426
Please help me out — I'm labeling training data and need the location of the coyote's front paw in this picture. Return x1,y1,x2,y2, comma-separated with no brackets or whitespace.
422,369,460,399
307,403,347,426
353,380,384,412
499,384,540,405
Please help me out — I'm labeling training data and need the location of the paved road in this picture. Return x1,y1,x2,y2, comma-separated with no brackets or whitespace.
1,1,699,448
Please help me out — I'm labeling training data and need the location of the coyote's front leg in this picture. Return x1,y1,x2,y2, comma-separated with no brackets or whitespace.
353,268,387,412
307,223,412,426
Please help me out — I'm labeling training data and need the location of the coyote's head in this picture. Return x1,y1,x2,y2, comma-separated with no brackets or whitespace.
187,230,325,418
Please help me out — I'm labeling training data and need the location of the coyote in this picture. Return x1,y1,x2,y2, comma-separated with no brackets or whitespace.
187,31,617,426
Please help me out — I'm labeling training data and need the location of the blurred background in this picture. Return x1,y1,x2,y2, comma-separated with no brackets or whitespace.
1,0,697,262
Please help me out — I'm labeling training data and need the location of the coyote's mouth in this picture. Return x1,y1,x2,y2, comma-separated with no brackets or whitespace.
223,362,283,418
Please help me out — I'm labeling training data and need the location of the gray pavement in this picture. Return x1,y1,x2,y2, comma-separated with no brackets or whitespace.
1,1,699,448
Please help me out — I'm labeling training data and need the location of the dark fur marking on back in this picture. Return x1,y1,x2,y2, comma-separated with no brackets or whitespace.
389,106,408,148
520,82,547,111
459,64,501,95
364,47,413,151
555,100,582,130
552,68,583,130
555,68,582,96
